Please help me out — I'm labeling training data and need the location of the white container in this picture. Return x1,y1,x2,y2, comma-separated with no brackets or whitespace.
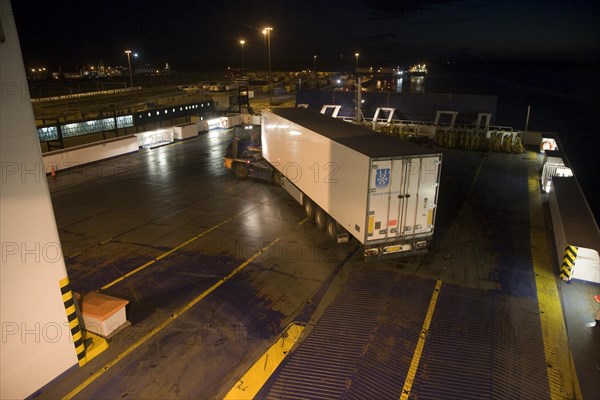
262,108,442,258
79,292,129,338
173,122,199,140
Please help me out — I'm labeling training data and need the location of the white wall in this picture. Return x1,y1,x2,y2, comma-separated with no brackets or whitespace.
1,2,79,398
42,136,139,172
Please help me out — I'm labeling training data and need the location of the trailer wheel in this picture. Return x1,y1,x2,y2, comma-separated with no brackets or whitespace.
273,171,283,186
326,218,338,240
303,198,315,220
315,207,327,231
234,163,248,178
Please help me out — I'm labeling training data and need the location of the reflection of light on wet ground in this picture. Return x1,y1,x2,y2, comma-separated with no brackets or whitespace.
208,128,232,142
396,77,403,92
410,76,425,93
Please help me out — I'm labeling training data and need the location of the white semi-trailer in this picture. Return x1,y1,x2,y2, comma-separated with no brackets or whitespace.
261,108,442,260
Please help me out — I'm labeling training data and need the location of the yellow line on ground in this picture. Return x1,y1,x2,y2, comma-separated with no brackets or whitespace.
400,279,443,400
297,217,308,226
100,217,233,290
63,237,281,400
527,153,582,400
224,322,305,399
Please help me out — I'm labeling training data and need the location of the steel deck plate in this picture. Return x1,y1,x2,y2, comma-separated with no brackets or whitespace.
262,267,550,399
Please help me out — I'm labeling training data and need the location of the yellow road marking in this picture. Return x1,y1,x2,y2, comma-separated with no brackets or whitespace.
63,237,281,400
400,279,443,400
527,153,582,400
297,217,308,226
224,323,305,399
100,217,233,290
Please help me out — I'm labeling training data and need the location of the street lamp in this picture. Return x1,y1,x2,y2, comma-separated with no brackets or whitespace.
262,29,267,72
263,27,273,104
239,39,245,77
354,53,361,123
313,54,317,73
125,50,133,88
263,27,273,77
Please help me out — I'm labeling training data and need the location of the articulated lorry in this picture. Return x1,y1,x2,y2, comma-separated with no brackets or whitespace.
228,108,442,259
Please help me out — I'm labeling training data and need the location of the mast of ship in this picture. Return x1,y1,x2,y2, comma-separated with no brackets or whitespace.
354,52,364,123
355,75,363,123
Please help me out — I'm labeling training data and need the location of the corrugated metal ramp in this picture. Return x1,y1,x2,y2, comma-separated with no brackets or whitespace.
261,267,550,399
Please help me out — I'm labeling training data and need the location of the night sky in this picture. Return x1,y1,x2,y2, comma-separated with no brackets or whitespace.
10,0,600,71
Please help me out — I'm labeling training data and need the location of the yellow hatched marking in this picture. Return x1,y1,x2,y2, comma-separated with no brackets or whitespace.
527,153,581,400
59,277,90,366
224,323,305,399
65,304,77,316
101,217,233,290
400,279,442,400
62,237,281,400
59,276,69,288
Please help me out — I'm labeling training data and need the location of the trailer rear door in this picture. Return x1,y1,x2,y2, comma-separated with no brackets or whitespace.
366,155,440,242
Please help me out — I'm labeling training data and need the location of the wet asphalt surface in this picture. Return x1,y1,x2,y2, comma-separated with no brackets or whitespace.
37,127,598,399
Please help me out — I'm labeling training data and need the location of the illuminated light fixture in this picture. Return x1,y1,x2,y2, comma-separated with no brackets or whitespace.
240,39,245,74
125,50,134,87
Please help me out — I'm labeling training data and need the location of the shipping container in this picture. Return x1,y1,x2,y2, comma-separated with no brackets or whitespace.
262,108,442,259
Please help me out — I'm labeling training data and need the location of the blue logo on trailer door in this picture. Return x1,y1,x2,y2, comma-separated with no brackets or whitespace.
376,168,390,189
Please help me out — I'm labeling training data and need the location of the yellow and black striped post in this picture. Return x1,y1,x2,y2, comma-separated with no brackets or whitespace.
559,245,578,281
59,277,87,366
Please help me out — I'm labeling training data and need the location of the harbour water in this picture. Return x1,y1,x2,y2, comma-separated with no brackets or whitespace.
399,62,600,221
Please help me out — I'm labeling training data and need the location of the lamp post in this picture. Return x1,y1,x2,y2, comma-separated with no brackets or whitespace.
125,50,133,88
239,40,245,77
354,53,361,123
263,27,273,104
313,54,317,73
262,29,267,72
264,27,273,77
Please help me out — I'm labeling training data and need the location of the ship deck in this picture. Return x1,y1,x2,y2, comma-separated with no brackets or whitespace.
35,125,599,400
